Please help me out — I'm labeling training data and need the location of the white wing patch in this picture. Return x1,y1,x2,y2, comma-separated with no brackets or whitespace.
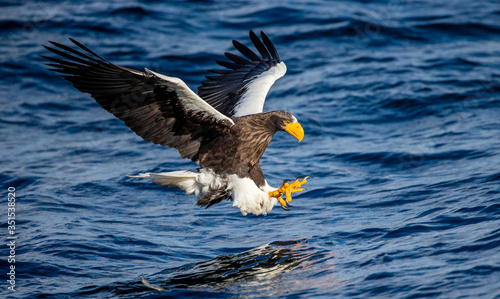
233,61,287,117
145,68,235,126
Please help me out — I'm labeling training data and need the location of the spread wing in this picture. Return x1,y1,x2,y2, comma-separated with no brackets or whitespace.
43,38,234,162
198,30,286,117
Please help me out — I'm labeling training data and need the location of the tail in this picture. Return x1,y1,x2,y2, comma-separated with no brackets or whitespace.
129,171,200,195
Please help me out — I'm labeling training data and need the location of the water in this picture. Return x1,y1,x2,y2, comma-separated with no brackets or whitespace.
1,0,499,297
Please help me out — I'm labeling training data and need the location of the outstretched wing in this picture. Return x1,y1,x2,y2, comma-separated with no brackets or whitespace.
43,38,234,162
198,30,286,117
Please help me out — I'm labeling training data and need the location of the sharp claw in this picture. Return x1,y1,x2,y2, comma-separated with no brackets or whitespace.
296,176,310,182
283,179,291,185
281,205,291,211
286,202,293,207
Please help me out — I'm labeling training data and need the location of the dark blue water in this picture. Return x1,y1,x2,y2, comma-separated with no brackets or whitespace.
1,0,500,298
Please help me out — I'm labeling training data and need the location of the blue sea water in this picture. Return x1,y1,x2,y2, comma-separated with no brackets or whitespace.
1,0,500,297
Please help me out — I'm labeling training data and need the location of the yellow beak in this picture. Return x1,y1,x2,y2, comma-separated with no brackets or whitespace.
283,121,304,142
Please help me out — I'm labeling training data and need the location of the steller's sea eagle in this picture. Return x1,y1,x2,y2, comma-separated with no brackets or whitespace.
43,30,308,216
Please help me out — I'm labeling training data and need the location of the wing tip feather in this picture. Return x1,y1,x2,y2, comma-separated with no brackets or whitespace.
198,30,284,117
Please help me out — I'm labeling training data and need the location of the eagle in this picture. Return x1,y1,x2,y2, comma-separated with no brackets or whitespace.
43,30,308,216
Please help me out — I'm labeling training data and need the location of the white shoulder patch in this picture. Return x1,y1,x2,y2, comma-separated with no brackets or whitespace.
145,68,234,126
234,61,287,117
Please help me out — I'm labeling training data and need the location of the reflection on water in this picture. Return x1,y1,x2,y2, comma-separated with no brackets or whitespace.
76,239,338,297
149,239,327,290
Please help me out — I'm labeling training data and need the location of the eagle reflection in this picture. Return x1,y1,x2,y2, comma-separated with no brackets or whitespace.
141,239,331,294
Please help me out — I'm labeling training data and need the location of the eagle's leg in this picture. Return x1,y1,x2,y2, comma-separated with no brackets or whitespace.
268,176,308,210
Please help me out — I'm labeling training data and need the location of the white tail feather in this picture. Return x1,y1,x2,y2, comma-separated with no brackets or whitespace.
129,171,200,195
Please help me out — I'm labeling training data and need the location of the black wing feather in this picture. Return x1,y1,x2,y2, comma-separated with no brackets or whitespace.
261,31,280,61
232,40,261,62
249,30,271,60
43,39,231,162
198,30,282,117
224,52,252,65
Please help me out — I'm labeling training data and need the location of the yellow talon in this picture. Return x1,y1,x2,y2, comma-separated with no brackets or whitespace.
277,195,287,207
268,176,309,210
290,177,308,190
268,189,281,198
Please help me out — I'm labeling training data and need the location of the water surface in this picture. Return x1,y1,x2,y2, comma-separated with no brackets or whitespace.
1,0,499,298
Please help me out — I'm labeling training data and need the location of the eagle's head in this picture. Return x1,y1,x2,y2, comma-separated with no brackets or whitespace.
271,111,304,142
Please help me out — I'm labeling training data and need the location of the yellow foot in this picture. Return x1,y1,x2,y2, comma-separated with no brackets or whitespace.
268,176,309,211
